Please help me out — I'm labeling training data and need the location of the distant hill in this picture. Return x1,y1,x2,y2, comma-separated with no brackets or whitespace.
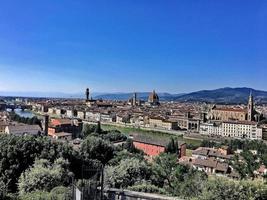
95,92,184,101
174,87,267,104
95,88,267,104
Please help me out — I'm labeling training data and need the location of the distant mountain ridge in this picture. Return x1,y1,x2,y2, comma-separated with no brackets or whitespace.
95,87,267,104
174,87,267,104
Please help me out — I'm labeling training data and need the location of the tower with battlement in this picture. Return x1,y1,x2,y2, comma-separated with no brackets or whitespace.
247,91,254,121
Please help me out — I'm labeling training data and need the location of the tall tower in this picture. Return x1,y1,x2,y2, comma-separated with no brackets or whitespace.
247,91,254,121
85,88,89,101
133,92,137,106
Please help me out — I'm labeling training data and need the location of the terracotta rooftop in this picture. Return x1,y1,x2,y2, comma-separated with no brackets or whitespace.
213,107,246,113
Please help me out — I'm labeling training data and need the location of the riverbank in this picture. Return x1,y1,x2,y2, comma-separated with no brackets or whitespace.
100,123,202,149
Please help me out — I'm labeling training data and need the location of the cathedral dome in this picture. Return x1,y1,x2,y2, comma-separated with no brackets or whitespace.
148,90,159,104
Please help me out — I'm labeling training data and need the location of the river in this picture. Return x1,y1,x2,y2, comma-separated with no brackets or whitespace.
7,108,36,118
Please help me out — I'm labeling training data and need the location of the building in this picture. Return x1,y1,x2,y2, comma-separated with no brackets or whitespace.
100,112,116,123
85,110,101,121
132,134,186,158
208,93,257,122
247,92,254,121
221,121,262,139
208,107,247,121
128,92,141,106
192,147,233,162
5,125,42,136
146,90,160,106
116,113,131,124
200,121,262,140
77,110,86,119
49,132,72,140
48,118,83,138
0,101,6,111
199,122,222,136
170,112,202,131
261,125,267,140
179,147,232,176
85,88,97,107
0,120,9,133
192,157,229,175
149,117,178,130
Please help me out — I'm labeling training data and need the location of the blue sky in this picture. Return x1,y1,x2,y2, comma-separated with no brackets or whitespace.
0,0,266,94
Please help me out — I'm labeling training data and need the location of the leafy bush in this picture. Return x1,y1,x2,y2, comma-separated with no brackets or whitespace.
102,131,127,142
128,183,167,195
105,158,151,188
81,136,114,165
19,186,71,200
82,124,97,138
18,158,70,195
0,135,80,193
197,177,267,200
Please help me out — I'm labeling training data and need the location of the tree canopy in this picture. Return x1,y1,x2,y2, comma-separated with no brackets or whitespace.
18,158,70,195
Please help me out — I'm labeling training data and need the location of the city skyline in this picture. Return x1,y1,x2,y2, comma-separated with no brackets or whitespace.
0,0,266,93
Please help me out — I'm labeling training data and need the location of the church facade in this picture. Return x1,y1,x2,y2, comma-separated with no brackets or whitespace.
208,93,257,122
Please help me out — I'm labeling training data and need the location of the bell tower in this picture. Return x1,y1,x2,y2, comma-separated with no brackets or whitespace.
85,88,89,101
247,91,254,121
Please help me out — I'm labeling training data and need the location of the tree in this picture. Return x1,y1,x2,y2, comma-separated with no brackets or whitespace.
151,153,178,189
166,137,179,154
82,124,97,138
197,177,267,200
94,121,102,134
0,134,81,192
81,136,114,165
105,158,151,189
109,149,145,166
18,158,70,195
102,131,127,142
232,151,260,179
151,153,207,198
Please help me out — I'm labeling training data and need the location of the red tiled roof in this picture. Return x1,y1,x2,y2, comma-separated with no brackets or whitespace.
213,107,246,113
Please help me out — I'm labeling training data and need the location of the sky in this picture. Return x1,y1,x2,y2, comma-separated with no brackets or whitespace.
0,0,266,94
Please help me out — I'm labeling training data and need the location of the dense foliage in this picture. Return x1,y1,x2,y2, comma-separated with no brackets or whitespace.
196,177,267,200
1,123,267,199
81,136,114,165
82,123,127,142
18,158,70,194
0,135,81,193
19,186,71,200
105,158,151,188
166,137,180,154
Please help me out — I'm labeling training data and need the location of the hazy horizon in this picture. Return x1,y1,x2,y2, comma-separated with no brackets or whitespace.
0,86,266,99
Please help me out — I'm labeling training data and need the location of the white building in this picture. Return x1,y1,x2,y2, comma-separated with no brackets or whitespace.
5,125,42,136
77,111,86,119
199,121,262,140
85,111,100,122
222,121,262,140
200,122,222,136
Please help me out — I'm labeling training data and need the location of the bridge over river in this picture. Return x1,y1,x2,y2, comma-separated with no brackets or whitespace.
0,102,32,111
